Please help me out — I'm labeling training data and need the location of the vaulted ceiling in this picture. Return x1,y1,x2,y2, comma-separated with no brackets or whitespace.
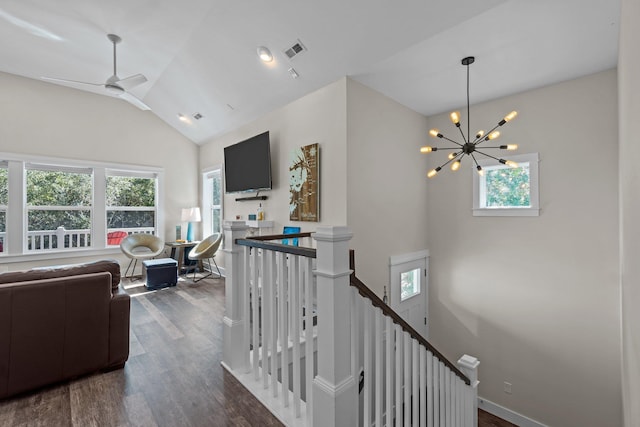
0,0,620,144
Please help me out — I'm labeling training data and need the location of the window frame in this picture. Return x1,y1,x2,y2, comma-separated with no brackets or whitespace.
472,152,539,217
105,169,159,246
202,166,223,238
25,163,94,251
0,151,164,260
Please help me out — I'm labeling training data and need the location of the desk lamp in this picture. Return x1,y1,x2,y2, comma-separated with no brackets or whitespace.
181,207,201,242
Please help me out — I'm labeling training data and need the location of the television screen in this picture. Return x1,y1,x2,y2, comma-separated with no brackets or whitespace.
224,131,272,193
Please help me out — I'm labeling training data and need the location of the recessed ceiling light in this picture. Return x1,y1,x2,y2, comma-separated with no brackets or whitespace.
257,46,273,62
177,113,191,124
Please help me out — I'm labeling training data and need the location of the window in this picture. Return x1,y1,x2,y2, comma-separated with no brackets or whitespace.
202,168,223,237
473,152,539,216
106,171,157,245
0,162,7,253
400,267,421,301
0,152,163,257
26,164,93,250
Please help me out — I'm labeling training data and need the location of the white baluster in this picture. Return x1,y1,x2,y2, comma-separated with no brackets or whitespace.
403,332,411,427
251,248,260,380
427,350,434,427
363,302,372,427
350,287,360,427
269,250,279,398
433,354,439,425
375,307,383,426
413,339,419,426
440,362,446,426
243,246,251,373
277,251,289,407
291,255,301,417
305,257,314,421
455,376,462,427
420,346,426,427
395,324,403,427
385,316,393,427
261,248,270,388
446,370,453,427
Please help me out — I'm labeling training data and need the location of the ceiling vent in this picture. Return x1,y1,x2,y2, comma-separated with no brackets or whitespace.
283,39,306,60
193,112,203,120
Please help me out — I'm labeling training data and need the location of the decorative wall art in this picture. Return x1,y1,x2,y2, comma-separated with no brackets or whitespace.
289,143,319,222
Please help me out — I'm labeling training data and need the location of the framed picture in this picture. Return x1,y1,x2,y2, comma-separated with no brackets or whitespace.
289,143,319,222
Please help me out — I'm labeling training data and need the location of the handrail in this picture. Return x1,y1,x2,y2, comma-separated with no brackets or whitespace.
236,233,316,258
349,250,470,385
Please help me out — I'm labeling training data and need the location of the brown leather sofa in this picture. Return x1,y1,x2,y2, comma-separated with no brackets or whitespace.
0,259,130,399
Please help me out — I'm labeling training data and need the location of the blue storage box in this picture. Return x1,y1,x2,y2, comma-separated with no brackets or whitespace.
143,258,178,290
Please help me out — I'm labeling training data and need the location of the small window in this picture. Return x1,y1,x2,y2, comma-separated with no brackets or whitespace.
473,152,539,217
400,268,421,302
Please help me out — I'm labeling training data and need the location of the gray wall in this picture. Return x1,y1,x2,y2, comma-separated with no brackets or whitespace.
346,78,430,296
619,0,640,424
425,69,621,427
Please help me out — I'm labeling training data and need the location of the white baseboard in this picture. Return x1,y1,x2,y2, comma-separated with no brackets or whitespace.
478,397,548,427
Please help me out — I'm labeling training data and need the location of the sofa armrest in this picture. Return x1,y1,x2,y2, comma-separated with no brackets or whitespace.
108,286,130,368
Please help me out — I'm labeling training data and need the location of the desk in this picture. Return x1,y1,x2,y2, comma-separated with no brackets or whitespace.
165,241,200,274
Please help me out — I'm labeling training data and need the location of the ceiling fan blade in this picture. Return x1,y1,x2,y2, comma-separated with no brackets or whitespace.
41,76,103,88
119,91,151,111
117,73,147,90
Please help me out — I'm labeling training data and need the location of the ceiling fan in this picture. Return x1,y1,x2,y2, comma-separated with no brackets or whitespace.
42,34,150,110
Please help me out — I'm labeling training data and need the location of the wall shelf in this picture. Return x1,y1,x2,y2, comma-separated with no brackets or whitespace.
235,195,268,201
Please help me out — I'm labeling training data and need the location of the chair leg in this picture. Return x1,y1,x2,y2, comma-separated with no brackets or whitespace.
192,258,213,283
211,257,222,278
124,258,137,279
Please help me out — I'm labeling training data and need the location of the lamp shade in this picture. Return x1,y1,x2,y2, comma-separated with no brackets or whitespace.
181,207,201,222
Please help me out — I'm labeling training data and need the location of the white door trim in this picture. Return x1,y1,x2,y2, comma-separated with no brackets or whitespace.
389,249,430,267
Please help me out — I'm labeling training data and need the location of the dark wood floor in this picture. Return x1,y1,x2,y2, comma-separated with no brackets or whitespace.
0,273,514,427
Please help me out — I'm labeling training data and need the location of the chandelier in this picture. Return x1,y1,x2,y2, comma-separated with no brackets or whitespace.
421,56,519,178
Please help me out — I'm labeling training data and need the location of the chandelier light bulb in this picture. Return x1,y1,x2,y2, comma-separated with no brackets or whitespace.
451,160,461,171
429,129,441,138
486,131,501,140
504,111,518,122
505,160,519,168
450,111,461,125
420,146,434,153
501,144,518,150
448,152,458,160
427,168,439,178
477,165,484,176
475,130,485,139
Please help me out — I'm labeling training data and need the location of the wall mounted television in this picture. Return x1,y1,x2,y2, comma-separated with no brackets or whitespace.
224,131,272,194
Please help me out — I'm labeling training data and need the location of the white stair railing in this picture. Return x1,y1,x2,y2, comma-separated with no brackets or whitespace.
221,222,479,426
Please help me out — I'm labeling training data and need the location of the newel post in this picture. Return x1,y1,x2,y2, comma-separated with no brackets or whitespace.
312,226,357,427
222,220,249,372
458,354,480,427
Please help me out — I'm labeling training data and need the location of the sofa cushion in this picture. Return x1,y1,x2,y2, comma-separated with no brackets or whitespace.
0,259,121,292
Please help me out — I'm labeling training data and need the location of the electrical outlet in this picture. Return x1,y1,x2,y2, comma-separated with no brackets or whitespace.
504,381,512,394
